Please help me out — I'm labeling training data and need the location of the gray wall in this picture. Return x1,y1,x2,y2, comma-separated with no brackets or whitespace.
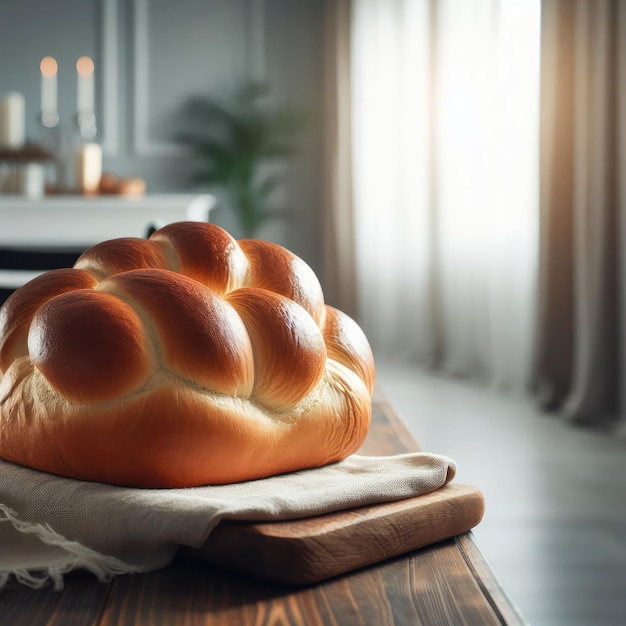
0,0,325,272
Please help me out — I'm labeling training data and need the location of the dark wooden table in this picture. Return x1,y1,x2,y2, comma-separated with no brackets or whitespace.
0,390,527,625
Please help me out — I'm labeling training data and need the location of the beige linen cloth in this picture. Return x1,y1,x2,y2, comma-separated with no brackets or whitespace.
0,452,456,590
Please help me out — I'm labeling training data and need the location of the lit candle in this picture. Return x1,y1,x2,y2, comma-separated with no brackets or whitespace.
76,56,94,116
40,56,59,128
0,92,25,149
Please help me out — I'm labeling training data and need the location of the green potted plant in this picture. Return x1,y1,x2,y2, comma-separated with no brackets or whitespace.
176,83,307,238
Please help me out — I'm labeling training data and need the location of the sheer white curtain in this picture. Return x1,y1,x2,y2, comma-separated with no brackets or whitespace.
351,0,540,391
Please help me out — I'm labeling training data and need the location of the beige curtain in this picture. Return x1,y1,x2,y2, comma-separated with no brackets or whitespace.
321,0,358,320
535,0,626,430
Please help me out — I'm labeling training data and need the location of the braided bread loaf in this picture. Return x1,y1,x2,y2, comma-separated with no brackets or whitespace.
0,222,374,487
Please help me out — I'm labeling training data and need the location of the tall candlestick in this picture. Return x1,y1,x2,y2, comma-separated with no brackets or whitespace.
0,92,25,149
40,56,59,128
76,56,94,115
76,56,96,139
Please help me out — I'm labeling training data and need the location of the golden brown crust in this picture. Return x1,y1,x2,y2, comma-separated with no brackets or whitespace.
0,222,375,487
0,359,370,487
0,269,99,371
150,222,248,294
322,306,376,394
238,239,326,324
226,288,326,408
100,269,255,398
28,290,154,404
74,238,172,278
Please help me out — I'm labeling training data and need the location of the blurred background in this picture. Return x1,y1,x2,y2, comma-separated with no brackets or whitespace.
1,1,626,624
0,0,324,266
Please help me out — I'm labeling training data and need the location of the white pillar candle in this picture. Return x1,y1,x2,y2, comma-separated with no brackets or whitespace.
40,56,59,128
76,56,95,115
75,142,102,194
0,92,25,149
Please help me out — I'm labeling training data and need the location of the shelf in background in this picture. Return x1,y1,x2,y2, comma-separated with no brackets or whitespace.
0,193,215,246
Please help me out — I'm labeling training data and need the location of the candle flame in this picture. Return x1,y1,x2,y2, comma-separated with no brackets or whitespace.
40,56,58,77
76,56,95,76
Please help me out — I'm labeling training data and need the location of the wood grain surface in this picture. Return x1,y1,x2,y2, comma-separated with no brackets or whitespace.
0,389,526,626
95,539,506,626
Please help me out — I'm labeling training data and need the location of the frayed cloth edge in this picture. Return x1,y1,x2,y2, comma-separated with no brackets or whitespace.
0,503,147,591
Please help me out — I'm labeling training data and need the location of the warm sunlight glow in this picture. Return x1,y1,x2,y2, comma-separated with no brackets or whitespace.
351,0,541,387
437,0,541,239
76,56,95,76
40,56,58,77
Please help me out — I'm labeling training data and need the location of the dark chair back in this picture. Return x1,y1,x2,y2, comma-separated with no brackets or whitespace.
0,247,85,306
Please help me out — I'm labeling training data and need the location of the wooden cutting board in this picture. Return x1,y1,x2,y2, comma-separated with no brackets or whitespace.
187,482,485,585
